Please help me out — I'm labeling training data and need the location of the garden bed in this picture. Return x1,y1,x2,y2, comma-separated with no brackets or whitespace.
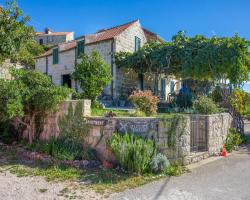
0,143,179,196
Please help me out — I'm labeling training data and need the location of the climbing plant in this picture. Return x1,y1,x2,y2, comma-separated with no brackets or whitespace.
160,114,188,149
115,32,250,88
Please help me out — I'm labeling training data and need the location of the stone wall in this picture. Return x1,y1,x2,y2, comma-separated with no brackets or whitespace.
39,100,91,141
38,109,232,165
207,113,232,154
35,33,74,46
85,113,232,164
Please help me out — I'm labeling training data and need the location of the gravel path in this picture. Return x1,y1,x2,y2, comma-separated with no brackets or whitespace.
0,170,103,200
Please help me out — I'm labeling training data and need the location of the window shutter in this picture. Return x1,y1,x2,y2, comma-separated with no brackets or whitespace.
135,36,141,52
53,48,59,64
77,40,85,57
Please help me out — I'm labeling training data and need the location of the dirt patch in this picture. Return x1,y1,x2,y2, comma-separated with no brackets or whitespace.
0,170,103,200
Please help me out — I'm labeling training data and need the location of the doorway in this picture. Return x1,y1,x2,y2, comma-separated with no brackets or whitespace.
61,74,72,88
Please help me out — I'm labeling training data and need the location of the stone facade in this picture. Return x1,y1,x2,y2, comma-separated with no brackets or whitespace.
35,31,74,46
35,20,180,100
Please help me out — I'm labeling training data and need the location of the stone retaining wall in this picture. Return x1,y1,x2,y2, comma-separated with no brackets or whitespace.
86,113,232,164
39,100,91,141
38,104,232,165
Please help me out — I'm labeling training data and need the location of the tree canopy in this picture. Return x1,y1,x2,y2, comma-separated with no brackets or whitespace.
0,0,35,64
0,69,71,143
0,0,46,69
72,51,112,104
115,32,250,87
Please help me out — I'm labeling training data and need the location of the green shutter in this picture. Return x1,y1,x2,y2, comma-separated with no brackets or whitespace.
77,40,85,57
135,36,141,52
53,48,59,64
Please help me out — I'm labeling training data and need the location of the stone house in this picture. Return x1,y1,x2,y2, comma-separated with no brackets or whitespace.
35,28,74,46
35,20,181,101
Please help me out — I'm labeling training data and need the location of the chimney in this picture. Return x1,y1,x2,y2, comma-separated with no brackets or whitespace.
44,27,52,34
97,29,106,33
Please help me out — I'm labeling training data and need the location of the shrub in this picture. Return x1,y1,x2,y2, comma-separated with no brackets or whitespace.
150,153,170,173
108,133,157,174
225,128,244,152
59,102,90,141
165,161,186,176
129,90,159,116
193,96,219,114
229,89,247,114
25,101,94,161
211,86,223,103
0,121,18,144
27,137,97,161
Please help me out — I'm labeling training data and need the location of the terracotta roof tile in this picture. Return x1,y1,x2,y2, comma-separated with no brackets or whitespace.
84,20,138,44
36,40,77,58
143,28,165,43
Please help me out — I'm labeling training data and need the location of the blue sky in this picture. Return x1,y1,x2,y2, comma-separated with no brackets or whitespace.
1,0,250,41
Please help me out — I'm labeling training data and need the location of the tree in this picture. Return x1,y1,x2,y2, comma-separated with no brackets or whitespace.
0,0,34,63
15,40,46,68
72,51,112,104
0,69,71,143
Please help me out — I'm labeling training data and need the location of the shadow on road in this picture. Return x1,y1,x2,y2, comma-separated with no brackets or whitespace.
151,177,170,200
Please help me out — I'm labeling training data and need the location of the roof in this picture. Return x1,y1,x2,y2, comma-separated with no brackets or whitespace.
36,40,77,58
84,20,138,44
36,31,73,36
36,20,163,58
143,28,165,43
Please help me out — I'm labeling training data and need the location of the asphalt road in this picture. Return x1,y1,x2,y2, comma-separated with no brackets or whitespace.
110,128,250,200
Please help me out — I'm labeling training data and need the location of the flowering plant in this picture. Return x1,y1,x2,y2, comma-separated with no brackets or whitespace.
129,90,159,116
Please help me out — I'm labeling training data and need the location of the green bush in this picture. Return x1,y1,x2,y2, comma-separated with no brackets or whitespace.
211,86,223,103
108,133,157,174
0,121,17,144
193,96,219,114
150,153,170,173
225,128,244,152
129,90,159,116
165,161,186,176
27,137,97,161
229,89,247,114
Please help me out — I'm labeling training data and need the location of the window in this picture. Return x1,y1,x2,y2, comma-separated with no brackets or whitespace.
39,39,43,45
135,36,141,52
61,74,71,88
52,48,59,64
77,40,85,57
